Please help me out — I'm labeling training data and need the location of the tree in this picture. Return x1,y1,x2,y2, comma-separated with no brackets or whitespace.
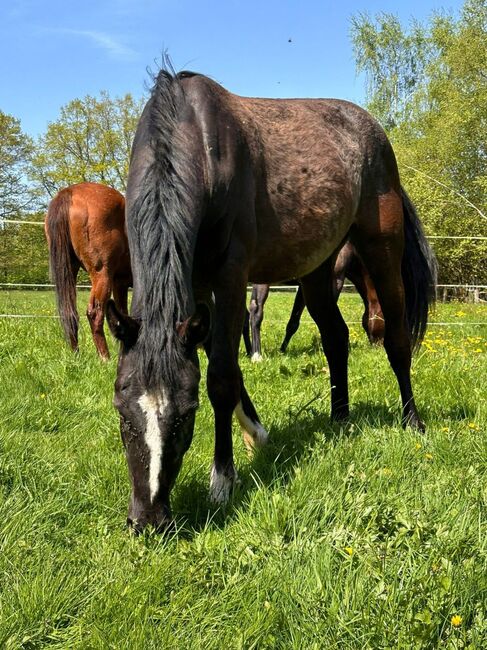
351,0,487,285
30,92,144,200
0,111,33,222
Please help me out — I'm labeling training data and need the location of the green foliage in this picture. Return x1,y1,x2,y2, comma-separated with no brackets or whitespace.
30,92,144,200
0,111,33,221
350,13,432,130
351,0,487,284
0,292,485,647
0,217,49,284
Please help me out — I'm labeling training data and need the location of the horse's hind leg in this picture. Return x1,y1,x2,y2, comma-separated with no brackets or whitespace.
280,286,305,353
248,284,269,362
235,380,268,454
300,258,350,421
113,277,129,315
352,193,423,430
242,309,251,355
347,262,384,343
87,271,111,360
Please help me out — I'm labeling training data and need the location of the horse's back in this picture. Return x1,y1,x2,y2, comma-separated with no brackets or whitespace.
178,74,399,282
67,183,129,275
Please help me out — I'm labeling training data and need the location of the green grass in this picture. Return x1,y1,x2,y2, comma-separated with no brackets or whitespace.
0,290,486,649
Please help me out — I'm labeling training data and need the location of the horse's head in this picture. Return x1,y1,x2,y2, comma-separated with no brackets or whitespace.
106,300,210,534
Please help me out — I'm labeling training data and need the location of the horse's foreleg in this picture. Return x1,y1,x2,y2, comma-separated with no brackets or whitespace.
248,284,269,362
300,259,350,421
87,272,111,360
280,285,305,352
206,264,265,504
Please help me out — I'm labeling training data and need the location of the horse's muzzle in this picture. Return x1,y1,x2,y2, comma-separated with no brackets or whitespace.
127,502,174,535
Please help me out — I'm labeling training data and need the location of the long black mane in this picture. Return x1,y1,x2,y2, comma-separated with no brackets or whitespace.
127,68,200,389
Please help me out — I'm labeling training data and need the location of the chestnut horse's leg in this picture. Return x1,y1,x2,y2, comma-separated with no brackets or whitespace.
207,257,267,504
87,271,112,360
353,193,424,430
279,286,305,353
112,277,130,315
248,284,269,362
300,258,350,421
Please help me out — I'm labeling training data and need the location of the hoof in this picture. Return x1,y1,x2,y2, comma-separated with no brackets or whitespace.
209,464,239,505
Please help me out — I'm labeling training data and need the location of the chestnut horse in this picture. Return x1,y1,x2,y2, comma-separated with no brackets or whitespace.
106,69,436,533
45,182,132,360
243,241,384,361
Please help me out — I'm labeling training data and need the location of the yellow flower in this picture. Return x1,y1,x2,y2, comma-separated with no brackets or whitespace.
468,422,480,431
451,615,462,627
415,442,422,450
440,427,449,433
344,546,354,556
425,453,433,461
40,393,46,399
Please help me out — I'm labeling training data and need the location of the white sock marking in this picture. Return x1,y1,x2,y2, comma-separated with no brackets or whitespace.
209,464,238,505
251,352,263,363
138,390,168,502
234,401,268,452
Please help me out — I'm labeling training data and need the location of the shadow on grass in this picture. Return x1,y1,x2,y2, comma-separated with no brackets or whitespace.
171,405,367,538
117,399,471,544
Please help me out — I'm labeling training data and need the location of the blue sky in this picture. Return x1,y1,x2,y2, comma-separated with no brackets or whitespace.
0,0,463,138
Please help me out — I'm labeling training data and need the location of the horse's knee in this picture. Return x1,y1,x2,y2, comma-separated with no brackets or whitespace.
207,365,241,410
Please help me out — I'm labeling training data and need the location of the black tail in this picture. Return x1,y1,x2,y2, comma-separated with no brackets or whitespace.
401,187,437,350
45,190,79,350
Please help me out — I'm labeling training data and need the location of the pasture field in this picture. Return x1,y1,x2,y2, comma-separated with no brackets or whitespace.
0,290,486,649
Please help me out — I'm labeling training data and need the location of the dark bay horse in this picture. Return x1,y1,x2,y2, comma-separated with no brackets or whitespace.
106,69,436,533
243,241,384,361
45,182,132,360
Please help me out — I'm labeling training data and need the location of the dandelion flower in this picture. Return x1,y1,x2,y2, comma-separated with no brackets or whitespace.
425,453,433,461
451,615,462,627
344,547,354,556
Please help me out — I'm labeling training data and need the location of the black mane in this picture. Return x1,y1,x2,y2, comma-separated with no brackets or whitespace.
127,68,200,389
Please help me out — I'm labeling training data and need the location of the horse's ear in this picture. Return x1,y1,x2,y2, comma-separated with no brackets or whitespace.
176,303,211,349
106,300,140,348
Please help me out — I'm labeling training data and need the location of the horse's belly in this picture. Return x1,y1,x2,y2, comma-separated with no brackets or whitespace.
249,196,355,283
249,218,353,283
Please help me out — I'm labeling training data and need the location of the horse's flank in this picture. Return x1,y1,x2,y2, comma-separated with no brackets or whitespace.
45,182,131,358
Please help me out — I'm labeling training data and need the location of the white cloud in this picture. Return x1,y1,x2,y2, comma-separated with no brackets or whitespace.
51,28,138,61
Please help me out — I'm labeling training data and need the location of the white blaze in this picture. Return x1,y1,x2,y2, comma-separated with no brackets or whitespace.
138,391,168,502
